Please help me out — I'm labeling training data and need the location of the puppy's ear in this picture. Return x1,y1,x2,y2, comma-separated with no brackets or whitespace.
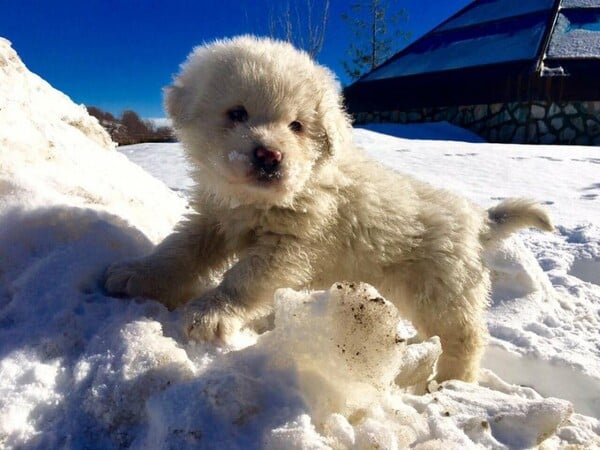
320,99,352,159
315,67,353,159
164,85,192,126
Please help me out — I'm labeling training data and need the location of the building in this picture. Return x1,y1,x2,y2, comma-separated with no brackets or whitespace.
344,0,600,145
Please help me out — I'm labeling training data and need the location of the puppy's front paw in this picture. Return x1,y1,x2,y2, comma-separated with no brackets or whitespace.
104,260,155,299
184,291,243,342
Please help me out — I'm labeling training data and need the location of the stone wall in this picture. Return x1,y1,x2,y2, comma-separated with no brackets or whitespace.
354,101,600,145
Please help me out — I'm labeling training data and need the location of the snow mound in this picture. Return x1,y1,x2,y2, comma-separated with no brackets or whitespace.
133,284,597,449
486,235,555,303
479,228,600,418
564,223,600,286
270,283,424,389
0,38,186,242
0,38,112,151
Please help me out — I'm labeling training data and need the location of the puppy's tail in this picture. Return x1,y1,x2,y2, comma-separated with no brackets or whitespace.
483,198,554,243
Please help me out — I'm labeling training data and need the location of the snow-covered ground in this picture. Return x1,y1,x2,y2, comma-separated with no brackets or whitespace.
1,37,600,449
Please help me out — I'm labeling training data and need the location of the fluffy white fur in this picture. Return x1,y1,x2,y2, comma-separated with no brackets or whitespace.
105,36,553,382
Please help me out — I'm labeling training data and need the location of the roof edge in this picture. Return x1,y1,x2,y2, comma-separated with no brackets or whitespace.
536,0,563,72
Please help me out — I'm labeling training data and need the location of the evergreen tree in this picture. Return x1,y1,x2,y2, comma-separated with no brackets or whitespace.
342,0,410,81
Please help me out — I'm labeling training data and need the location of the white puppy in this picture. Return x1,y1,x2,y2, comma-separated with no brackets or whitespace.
105,36,553,382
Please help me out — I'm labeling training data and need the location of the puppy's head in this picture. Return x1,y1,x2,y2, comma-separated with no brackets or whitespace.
165,35,351,207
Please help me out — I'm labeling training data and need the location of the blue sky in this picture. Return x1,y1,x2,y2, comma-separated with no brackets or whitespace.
1,0,471,118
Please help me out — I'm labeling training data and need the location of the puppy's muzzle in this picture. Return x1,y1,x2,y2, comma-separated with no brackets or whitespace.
252,146,283,181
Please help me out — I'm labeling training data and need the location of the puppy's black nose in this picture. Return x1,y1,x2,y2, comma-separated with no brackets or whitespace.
253,146,282,173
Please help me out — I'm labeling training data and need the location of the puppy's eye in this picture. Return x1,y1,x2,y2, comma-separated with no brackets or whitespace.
227,106,248,123
289,121,303,133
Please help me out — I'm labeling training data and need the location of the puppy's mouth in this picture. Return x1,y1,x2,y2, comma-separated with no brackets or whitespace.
250,146,284,185
254,168,283,183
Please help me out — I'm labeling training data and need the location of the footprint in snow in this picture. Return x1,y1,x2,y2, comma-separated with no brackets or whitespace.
581,183,600,191
537,156,563,162
572,158,600,165
568,258,600,286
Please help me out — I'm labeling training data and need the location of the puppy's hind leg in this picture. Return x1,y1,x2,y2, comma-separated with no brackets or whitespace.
408,279,489,383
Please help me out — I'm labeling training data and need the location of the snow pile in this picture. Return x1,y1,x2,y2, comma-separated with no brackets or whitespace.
0,38,186,242
0,38,112,152
0,39,599,448
117,284,587,449
139,283,439,449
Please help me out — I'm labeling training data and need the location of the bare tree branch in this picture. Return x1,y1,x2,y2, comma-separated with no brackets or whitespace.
268,0,330,59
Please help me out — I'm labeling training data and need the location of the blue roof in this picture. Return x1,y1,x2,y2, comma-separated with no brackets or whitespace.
437,0,554,31
359,0,600,82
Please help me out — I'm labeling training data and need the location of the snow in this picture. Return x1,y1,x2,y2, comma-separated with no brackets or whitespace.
562,0,600,8
228,149,251,162
0,37,186,243
146,117,173,129
1,37,600,449
117,142,195,198
547,12,600,58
